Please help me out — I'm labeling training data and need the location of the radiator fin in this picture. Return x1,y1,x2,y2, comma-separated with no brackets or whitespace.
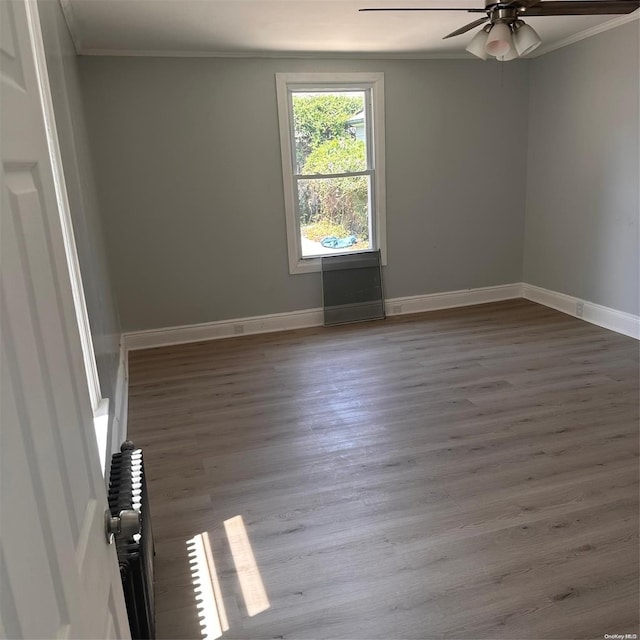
108,445,155,639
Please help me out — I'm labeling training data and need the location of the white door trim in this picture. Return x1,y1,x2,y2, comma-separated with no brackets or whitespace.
25,0,102,412
1,0,130,634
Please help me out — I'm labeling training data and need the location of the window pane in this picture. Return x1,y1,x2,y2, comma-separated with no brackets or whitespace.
292,91,366,174
297,175,372,258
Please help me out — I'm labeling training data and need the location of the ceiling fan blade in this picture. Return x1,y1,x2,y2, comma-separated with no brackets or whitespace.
502,0,541,7
359,7,487,12
521,0,639,15
443,16,489,38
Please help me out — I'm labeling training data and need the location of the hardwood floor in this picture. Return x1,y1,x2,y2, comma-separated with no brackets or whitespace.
127,300,639,640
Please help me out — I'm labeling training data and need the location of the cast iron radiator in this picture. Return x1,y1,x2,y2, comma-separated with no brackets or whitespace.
321,249,385,325
108,442,156,639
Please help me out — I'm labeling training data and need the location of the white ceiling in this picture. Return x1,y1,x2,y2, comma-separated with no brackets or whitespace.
62,0,638,57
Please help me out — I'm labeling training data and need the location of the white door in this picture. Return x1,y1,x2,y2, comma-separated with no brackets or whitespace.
0,1,130,638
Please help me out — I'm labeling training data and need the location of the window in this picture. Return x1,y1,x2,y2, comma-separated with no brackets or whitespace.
276,73,386,274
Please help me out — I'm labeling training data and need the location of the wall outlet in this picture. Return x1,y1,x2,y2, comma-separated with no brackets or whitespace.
233,324,244,335
576,301,584,318
392,305,402,315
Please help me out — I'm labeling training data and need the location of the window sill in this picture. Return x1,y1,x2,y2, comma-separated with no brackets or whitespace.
290,249,387,275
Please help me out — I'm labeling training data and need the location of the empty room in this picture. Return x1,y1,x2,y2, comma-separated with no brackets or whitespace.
1,0,639,639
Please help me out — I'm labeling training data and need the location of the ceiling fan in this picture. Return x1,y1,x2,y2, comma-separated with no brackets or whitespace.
359,1,640,60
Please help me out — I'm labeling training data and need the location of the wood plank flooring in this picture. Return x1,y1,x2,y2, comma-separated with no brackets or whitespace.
127,300,639,640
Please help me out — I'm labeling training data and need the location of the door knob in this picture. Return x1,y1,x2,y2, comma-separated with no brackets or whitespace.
104,509,141,544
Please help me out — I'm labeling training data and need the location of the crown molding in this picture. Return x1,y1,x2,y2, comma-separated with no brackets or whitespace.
60,1,638,61
58,0,82,54
529,10,639,58
78,48,473,59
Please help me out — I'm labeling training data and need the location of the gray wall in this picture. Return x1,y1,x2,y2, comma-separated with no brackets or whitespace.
38,1,123,449
523,22,639,316
79,57,529,332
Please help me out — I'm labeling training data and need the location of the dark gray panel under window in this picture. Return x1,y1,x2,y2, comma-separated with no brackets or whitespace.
321,250,385,326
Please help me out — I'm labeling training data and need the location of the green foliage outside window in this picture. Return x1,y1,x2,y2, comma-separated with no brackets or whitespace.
303,138,365,174
292,94,363,169
293,93,370,243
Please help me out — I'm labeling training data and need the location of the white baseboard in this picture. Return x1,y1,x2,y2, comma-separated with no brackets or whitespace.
386,283,523,316
123,283,522,351
522,283,640,340
124,307,325,351
122,282,638,352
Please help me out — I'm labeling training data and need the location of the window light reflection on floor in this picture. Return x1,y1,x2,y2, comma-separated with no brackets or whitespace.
186,532,229,640
223,515,270,617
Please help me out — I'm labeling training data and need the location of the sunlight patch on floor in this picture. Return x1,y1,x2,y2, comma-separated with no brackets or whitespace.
224,515,270,617
187,517,269,638
187,532,229,639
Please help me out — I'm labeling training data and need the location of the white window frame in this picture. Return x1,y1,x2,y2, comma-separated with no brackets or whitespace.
276,72,386,275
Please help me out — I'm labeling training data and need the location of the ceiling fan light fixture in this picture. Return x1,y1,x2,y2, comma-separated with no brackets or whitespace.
499,46,520,62
465,24,491,60
485,22,514,57
513,21,542,56
361,1,640,61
